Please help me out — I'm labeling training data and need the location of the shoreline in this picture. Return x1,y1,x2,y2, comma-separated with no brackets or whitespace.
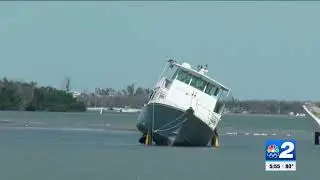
86,107,141,113
224,113,306,118
0,109,306,117
0,111,306,116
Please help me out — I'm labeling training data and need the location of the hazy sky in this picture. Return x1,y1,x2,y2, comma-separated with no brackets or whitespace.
1,2,320,100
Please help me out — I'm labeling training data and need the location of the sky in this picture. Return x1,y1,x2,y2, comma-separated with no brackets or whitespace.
0,1,320,101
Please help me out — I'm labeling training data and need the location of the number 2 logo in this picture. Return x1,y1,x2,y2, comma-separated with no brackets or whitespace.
279,141,295,159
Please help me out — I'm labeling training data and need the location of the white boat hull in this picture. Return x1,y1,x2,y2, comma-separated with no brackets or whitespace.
136,102,216,146
302,104,320,131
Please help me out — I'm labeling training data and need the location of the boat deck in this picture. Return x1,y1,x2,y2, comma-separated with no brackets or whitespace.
304,103,320,118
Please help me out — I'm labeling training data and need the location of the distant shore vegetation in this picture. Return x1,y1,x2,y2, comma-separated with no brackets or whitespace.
224,98,308,115
80,84,151,109
79,85,310,115
0,77,315,114
0,77,86,112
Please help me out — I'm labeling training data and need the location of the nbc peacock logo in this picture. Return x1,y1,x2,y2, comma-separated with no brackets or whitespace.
266,144,280,159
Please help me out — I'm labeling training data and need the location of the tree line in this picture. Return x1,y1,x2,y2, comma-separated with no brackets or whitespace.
78,84,151,109
224,97,308,114
0,77,86,112
78,85,311,114
0,77,315,114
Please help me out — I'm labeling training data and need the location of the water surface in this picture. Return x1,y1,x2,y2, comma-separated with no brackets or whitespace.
0,111,319,180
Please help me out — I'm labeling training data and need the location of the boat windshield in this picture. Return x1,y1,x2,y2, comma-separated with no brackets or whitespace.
175,69,225,96
190,75,207,91
204,83,220,97
176,69,207,92
176,70,192,84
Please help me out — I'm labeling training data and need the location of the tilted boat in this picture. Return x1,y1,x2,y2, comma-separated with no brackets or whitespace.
302,103,320,145
136,60,231,147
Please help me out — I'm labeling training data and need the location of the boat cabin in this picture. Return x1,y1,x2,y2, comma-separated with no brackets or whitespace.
150,61,230,119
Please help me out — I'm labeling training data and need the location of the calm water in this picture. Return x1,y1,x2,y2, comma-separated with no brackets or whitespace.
0,111,319,180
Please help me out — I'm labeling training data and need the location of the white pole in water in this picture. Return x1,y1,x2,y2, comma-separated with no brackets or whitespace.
100,107,103,115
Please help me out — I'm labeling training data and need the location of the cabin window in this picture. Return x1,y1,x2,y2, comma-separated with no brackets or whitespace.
205,83,219,97
165,66,178,80
214,88,220,96
190,75,207,91
176,70,192,84
171,69,179,80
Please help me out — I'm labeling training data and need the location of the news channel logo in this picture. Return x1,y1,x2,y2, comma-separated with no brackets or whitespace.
265,139,296,161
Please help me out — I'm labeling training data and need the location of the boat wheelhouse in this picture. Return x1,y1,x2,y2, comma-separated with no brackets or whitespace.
137,60,231,147
302,103,320,145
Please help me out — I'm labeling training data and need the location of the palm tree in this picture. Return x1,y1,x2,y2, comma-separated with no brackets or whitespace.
134,87,145,96
126,84,135,96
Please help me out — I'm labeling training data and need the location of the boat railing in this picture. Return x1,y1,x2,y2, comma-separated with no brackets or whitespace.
150,87,220,128
214,101,225,114
195,101,220,122
155,77,172,89
163,85,222,120
150,86,168,101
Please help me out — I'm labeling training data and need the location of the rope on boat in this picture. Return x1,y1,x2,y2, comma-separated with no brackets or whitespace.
154,117,188,133
153,111,187,133
147,62,170,144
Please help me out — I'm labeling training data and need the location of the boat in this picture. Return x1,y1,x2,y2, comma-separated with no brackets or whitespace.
136,59,231,147
302,103,320,129
118,106,141,113
302,103,320,145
